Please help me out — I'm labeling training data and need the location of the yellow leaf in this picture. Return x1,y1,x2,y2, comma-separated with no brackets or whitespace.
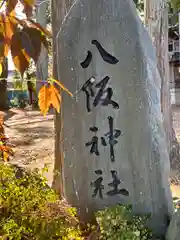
24,0,35,6
3,151,9,162
38,85,51,116
51,79,73,97
9,10,16,17
38,83,62,115
49,84,61,113
0,64,2,76
0,14,18,56
6,0,18,14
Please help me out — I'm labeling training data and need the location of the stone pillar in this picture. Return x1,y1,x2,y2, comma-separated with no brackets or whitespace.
53,0,173,236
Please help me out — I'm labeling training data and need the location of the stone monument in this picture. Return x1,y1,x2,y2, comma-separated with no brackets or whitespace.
55,0,173,235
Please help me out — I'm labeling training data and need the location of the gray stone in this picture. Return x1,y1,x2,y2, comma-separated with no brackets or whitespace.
166,210,180,240
55,0,173,235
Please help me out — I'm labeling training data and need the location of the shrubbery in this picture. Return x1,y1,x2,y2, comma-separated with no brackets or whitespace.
96,205,152,240
0,163,152,239
0,164,82,239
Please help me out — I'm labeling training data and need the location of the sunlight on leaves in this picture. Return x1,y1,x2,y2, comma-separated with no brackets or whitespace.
38,83,62,116
49,84,61,113
0,0,51,76
0,14,18,56
38,84,52,116
38,79,73,116
0,64,2,76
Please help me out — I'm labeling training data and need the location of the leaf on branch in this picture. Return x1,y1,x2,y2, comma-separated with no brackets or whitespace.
49,84,61,113
20,27,49,63
10,32,30,75
0,33,4,59
0,57,8,79
10,26,49,75
27,19,52,38
0,64,2,76
38,84,61,116
0,13,18,56
38,84,52,116
6,0,18,14
2,14,17,56
11,17,28,28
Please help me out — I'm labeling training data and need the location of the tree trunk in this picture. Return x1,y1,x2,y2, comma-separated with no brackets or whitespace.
144,0,172,154
0,57,8,110
36,0,48,102
51,0,74,195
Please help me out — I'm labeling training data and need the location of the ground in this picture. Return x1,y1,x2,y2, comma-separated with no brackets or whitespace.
4,108,54,186
3,106,180,198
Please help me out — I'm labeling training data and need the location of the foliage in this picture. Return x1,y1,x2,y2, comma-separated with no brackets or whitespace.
133,0,144,21
173,196,180,211
0,162,155,239
0,163,82,239
0,0,71,116
171,0,180,10
13,71,26,90
9,93,28,108
0,0,51,74
134,0,144,12
38,78,73,116
10,71,29,108
0,116,14,162
96,205,152,240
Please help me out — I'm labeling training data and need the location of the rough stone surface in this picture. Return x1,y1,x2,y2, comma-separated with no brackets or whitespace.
166,210,180,240
56,0,173,235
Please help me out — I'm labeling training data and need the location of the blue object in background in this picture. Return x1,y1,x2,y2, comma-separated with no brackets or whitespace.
7,89,28,105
